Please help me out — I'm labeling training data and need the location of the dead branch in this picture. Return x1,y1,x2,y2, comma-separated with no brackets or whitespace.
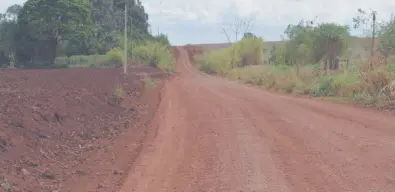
219,16,254,43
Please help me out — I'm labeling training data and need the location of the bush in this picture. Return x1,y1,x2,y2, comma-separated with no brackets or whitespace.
196,37,264,74
132,40,174,72
106,47,124,67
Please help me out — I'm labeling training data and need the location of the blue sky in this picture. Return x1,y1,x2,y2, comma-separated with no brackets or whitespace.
2,0,395,45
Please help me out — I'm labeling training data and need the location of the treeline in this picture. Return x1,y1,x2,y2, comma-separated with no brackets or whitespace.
267,10,395,70
197,9,395,106
0,0,172,69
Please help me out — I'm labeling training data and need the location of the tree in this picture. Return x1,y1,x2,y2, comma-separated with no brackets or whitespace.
15,0,94,67
220,16,253,43
91,0,150,53
377,14,395,65
353,8,377,37
243,32,256,39
283,19,349,70
268,45,276,64
0,4,22,67
312,23,350,70
283,20,315,65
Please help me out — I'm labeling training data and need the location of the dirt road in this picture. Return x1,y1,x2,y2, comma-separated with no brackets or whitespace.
120,47,395,192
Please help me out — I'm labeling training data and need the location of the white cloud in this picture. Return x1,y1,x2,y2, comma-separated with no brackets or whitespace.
0,0,25,13
2,0,395,44
143,0,395,26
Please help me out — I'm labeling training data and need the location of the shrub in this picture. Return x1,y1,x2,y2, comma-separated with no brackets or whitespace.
196,37,264,74
114,85,125,103
132,40,174,72
105,47,124,67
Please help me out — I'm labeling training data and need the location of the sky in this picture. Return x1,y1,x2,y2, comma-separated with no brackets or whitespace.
1,0,395,45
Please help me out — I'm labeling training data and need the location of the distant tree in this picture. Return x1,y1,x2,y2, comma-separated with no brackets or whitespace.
283,20,349,70
377,14,395,65
243,32,256,39
268,45,276,64
0,4,22,67
220,16,253,43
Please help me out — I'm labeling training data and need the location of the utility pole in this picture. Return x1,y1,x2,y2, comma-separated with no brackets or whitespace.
370,11,376,70
124,2,128,74
371,12,376,57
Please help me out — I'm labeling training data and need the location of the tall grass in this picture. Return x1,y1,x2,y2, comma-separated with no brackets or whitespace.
55,55,108,68
196,37,264,75
227,61,394,106
132,40,174,72
196,38,394,107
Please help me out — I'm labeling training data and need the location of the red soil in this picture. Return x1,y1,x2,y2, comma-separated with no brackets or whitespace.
0,67,167,192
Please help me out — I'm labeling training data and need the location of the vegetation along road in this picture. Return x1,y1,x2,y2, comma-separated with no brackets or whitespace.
0,0,394,191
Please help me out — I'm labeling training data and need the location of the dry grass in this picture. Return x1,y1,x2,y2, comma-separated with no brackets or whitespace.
212,56,394,107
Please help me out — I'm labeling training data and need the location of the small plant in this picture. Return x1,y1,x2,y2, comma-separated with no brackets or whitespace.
106,47,124,67
143,76,156,89
1,178,12,192
114,85,125,102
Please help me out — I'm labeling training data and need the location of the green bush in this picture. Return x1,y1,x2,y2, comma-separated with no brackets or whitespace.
132,40,174,72
106,47,124,67
196,37,265,74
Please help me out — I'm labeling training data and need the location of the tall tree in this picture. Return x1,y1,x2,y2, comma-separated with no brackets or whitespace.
377,14,395,65
91,0,150,53
15,0,94,67
0,4,22,67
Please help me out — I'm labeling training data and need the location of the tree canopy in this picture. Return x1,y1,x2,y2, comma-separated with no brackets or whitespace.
0,0,151,68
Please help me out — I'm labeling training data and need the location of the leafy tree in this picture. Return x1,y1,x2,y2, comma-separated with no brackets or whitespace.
0,4,21,67
268,45,276,64
377,14,395,65
15,0,94,67
282,20,349,69
92,0,150,53
243,32,256,39
312,23,350,69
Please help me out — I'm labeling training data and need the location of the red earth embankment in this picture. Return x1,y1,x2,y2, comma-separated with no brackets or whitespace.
0,67,167,192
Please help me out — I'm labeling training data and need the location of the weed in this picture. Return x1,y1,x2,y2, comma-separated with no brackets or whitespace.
1,178,12,192
132,40,174,72
106,47,124,67
114,85,125,102
143,77,156,89
196,37,264,75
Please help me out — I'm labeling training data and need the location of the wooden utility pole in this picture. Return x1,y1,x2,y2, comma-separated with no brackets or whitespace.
124,2,128,74
371,12,376,57
370,12,376,70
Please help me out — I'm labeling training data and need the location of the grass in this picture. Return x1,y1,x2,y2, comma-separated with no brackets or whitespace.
55,55,108,68
114,85,125,102
196,37,264,75
143,76,156,89
54,39,174,71
227,62,394,107
1,178,12,192
195,37,395,108
132,40,175,72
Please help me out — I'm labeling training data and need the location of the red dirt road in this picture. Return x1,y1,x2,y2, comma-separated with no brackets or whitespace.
120,46,395,192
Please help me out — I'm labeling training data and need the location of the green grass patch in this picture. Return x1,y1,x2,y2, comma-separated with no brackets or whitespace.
143,76,156,89
196,37,264,75
132,40,174,72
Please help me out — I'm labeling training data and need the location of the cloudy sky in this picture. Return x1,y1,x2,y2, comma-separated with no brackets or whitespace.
1,0,395,45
